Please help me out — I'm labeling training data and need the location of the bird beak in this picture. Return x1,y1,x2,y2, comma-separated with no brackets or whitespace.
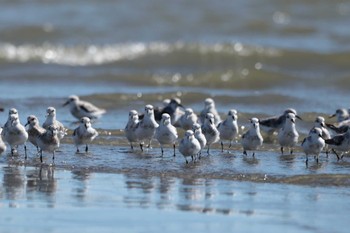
296,115,302,120
25,121,29,127
291,118,295,123
321,122,325,127
209,119,213,125
84,123,88,129
63,101,69,107
329,114,336,118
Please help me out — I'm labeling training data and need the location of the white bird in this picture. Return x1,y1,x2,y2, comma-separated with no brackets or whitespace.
178,108,198,130
201,113,220,154
325,127,350,160
302,127,325,165
312,116,331,155
155,113,178,156
124,110,139,150
36,125,60,163
217,109,239,152
73,117,99,153
241,118,263,156
25,115,46,152
42,107,67,140
329,108,350,123
63,95,106,120
2,108,19,153
178,130,201,164
1,114,28,157
135,104,159,151
192,123,207,158
0,128,7,154
278,113,299,155
3,108,19,129
259,108,302,136
200,98,221,125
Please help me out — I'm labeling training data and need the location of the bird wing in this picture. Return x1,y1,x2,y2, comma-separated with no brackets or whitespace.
325,134,346,146
79,100,104,113
326,123,349,134
259,115,283,127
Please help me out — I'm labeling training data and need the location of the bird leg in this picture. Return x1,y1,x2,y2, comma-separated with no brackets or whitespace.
85,145,88,153
332,149,340,160
52,151,55,163
290,148,293,155
161,147,164,156
221,141,224,153
243,150,247,156
24,145,27,160
280,147,284,155
173,144,176,157
40,150,43,163
140,143,144,152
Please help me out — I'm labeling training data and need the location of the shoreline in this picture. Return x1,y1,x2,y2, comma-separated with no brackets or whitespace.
1,142,349,188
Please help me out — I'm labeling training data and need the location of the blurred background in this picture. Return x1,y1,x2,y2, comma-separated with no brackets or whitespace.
1,0,350,130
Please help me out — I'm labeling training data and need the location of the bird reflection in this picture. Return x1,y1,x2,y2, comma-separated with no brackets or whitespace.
71,169,93,203
123,173,155,208
2,166,24,206
26,165,57,207
1,165,57,208
156,176,176,209
279,153,296,169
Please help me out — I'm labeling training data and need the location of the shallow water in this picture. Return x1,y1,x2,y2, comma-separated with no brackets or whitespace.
1,0,350,232
1,163,350,233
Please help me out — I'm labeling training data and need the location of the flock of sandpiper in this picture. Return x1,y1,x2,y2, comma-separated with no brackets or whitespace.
0,95,349,165
125,97,350,165
0,95,100,162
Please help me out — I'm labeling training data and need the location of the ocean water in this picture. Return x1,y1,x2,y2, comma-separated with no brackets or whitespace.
1,0,350,232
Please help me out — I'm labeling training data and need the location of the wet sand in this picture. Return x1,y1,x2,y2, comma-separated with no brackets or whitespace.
1,141,350,233
1,160,349,233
